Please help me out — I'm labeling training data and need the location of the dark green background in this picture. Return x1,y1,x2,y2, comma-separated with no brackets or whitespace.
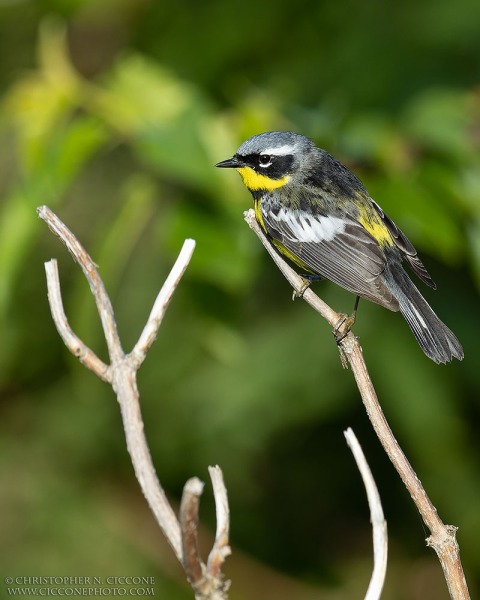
0,1,479,598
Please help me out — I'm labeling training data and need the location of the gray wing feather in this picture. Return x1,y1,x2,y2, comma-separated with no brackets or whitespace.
371,200,436,288
262,207,400,310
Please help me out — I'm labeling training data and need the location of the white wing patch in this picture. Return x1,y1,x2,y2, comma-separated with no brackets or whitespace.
268,208,345,243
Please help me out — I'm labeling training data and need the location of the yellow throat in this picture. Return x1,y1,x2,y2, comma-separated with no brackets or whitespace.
236,167,290,191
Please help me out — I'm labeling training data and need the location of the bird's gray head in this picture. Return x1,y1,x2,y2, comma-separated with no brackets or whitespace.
215,131,317,191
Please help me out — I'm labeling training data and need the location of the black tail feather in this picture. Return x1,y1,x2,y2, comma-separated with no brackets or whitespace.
385,264,463,364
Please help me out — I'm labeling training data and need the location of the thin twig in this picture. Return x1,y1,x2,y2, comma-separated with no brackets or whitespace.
347,342,469,599
207,466,231,578
244,208,470,600
244,208,339,326
44,259,111,382
180,478,206,586
344,428,388,600
178,471,231,600
129,238,196,369
37,205,124,362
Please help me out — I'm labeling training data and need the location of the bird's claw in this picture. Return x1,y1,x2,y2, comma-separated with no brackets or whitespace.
333,312,357,343
292,277,311,300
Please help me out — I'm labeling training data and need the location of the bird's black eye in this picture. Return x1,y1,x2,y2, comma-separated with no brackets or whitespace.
259,154,273,168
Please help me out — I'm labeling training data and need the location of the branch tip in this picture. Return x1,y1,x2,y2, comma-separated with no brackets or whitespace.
185,477,205,497
130,237,196,367
344,428,387,600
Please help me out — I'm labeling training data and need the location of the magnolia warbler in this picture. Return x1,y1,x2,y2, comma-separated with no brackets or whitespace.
216,131,463,364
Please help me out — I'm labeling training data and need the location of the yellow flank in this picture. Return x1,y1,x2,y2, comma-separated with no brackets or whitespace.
254,199,267,233
237,167,290,191
358,207,394,247
253,198,314,272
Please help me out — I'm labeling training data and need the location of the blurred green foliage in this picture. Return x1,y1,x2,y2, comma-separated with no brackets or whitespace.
0,1,479,598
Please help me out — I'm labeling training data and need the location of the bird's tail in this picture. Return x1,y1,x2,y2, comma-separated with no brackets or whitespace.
385,264,464,364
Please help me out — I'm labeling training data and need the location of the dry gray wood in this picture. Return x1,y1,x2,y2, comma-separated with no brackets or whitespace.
38,205,231,599
244,208,470,600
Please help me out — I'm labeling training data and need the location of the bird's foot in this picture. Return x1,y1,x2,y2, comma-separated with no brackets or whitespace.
292,274,322,301
333,311,357,344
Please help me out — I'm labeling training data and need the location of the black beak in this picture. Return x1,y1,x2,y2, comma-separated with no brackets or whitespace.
215,156,241,168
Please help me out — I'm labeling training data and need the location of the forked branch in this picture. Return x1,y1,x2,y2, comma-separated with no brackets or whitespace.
38,205,231,599
244,208,470,600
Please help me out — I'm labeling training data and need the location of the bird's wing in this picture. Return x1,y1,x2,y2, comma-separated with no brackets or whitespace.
261,203,400,310
370,200,436,289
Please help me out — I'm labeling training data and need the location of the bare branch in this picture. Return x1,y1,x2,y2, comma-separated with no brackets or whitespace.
344,428,387,600
40,206,231,598
180,477,206,586
44,259,111,382
244,208,470,599
179,472,230,600
37,205,124,362
129,238,196,369
114,364,183,560
244,210,339,326
207,466,231,578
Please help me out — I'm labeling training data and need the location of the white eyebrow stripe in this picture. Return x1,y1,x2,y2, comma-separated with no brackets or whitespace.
261,144,296,157
269,208,345,242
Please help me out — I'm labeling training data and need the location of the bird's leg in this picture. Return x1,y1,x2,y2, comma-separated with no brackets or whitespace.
333,296,360,343
292,274,323,300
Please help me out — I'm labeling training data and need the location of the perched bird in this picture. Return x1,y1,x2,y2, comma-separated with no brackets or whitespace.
216,131,463,363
